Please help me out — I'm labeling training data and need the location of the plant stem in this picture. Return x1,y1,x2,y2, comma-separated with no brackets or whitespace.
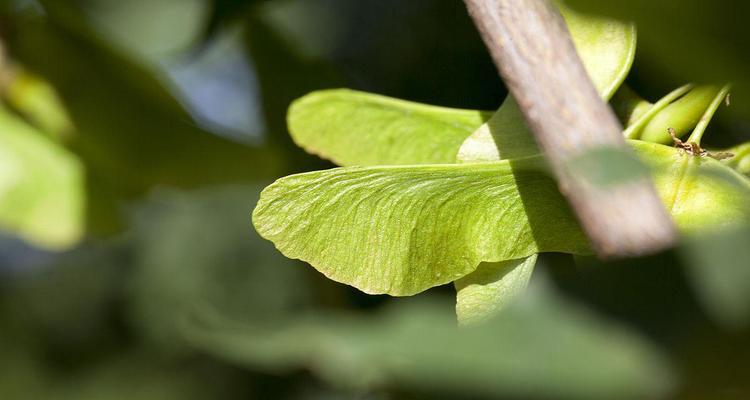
463,0,676,257
687,85,731,145
623,84,693,140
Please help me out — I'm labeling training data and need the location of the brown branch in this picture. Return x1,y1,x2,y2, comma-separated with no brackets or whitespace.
464,0,677,257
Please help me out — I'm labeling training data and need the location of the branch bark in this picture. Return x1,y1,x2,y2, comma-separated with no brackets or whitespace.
464,0,677,257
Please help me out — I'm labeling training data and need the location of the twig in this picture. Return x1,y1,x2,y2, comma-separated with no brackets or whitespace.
464,0,677,257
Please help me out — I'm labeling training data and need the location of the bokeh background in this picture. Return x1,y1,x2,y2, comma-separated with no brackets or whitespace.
0,0,749,399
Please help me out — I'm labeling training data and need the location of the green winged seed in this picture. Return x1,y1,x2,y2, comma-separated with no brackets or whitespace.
455,256,537,325
253,141,750,296
288,90,492,166
288,6,635,167
558,6,637,101
254,156,588,296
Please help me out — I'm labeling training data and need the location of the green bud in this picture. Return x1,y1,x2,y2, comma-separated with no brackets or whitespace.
639,85,722,144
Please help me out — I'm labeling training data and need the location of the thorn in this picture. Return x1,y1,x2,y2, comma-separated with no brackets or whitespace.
725,93,731,106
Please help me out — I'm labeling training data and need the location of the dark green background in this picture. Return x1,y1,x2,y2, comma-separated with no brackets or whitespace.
1,0,749,398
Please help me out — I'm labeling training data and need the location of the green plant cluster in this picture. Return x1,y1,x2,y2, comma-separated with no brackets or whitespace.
253,5,750,324
2,1,750,399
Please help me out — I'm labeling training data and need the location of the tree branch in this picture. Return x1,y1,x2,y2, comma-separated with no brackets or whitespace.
464,0,677,257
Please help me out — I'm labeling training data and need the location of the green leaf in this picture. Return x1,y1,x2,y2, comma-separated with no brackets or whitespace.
3,241,129,354
288,90,492,166
254,141,750,295
723,141,750,175
0,104,84,249
186,281,674,400
57,0,211,62
4,11,284,235
2,69,74,140
287,6,635,166
681,225,750,329
454,256,537,325
5,12,283,192
129,185,311,355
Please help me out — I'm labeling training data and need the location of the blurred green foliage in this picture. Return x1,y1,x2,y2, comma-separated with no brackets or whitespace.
0,102,83,248
0,0,749,399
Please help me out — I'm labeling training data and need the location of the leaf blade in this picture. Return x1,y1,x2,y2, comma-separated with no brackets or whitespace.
0,105,85,249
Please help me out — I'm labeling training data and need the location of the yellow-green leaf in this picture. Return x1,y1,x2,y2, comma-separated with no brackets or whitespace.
0,105,85,249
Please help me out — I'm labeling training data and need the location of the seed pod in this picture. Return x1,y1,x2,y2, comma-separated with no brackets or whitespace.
639,85,722,144
723,142,750,175
611,85,653,127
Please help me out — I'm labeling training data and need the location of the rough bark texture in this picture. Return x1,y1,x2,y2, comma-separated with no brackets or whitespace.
464,0,677,256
